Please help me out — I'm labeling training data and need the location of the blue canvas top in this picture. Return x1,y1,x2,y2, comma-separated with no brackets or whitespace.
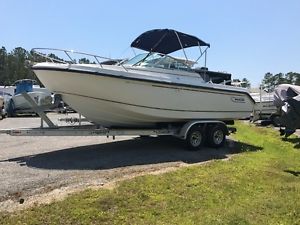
14,79,34,94
131,29,210,54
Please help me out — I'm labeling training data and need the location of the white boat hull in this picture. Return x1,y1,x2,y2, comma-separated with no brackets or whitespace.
253,101,277,119
251,93,276,119
33,64,254,127
12,92,52,111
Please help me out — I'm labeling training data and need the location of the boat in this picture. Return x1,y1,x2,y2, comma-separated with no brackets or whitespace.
0,85,15,97
250,91,277,120
273,84,300,136
7,79,52,116
31,29,255,127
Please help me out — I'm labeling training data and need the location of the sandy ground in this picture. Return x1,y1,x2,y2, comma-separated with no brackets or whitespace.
0,113,240,212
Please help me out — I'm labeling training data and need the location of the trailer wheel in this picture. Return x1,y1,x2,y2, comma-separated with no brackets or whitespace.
186,126,204,150
207,124,226,148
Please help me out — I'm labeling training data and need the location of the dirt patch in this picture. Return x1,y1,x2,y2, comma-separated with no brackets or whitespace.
0,156,236,213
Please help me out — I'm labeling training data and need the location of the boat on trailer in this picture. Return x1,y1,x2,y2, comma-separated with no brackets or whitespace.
7,79,52,116
31,29,255,128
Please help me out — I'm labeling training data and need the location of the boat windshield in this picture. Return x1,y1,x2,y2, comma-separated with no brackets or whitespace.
123,53,193,71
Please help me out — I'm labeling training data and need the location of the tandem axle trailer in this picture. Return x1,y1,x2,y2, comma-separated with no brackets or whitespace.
0,118,235,150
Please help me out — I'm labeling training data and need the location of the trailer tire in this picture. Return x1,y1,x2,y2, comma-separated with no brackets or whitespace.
186,126,204,150
207,124,226,148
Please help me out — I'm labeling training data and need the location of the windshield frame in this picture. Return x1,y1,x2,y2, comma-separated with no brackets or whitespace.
123,52,194,72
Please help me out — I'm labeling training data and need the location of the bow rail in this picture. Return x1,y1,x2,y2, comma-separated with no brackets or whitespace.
31,48,127,70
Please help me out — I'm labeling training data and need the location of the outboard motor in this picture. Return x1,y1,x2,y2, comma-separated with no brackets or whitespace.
273,84,300,137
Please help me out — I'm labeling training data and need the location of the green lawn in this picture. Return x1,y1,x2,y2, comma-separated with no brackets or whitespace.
1,122,300,225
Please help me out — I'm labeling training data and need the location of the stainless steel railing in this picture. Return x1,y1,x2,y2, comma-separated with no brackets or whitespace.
31,48,128,71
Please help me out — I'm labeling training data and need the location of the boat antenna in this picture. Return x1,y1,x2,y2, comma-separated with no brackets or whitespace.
174,31,188,62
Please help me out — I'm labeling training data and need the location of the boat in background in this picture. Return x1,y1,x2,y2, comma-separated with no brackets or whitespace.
273,84,300,136
250,90,276,120
7,79,52,116
31,29,255,127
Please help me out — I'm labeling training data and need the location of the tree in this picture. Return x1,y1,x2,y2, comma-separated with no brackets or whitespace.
0,47,8,85
48,53,64,62
261,72,300,92
241,78,251,88
285,72,297,84
78,58,90,64
296,74,300,85
273,73,287,86
261,72,276,92
285,72,300,85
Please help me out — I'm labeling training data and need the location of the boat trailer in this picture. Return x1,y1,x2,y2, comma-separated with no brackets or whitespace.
0,93,236,150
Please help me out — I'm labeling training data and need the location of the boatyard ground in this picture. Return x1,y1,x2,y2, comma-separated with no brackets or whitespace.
0,113,237,212
0,116,300,224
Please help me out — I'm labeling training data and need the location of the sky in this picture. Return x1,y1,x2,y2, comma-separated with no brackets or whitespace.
1,0,299,87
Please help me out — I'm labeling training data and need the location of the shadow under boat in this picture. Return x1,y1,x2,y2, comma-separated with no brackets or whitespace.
1,137,262,170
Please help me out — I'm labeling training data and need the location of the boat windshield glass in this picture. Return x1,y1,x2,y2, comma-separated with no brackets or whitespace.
123,53,192,71
123,53,148,66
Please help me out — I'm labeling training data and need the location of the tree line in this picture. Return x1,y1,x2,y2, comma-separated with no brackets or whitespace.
261,72,300,92
0,46,94,86
0,46,299,89
0,47,37,85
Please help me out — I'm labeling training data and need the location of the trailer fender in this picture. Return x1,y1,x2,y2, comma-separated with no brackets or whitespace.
178,121,228,140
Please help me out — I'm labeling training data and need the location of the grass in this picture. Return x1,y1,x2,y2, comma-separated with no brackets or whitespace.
1,121,300,225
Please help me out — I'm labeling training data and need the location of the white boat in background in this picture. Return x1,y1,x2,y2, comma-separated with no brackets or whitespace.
250,91,276,120
32,29,255,127
0,86,15,97
7,79,52,116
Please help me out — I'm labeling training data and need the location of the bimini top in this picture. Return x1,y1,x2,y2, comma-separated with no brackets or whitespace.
131,29,210,54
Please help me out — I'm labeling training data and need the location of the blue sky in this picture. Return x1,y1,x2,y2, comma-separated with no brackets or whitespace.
1,0,299,87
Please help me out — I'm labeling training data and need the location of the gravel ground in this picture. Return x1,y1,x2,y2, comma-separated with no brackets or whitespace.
0,113,237,212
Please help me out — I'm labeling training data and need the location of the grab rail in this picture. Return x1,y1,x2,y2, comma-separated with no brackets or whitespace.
31,48,128,71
